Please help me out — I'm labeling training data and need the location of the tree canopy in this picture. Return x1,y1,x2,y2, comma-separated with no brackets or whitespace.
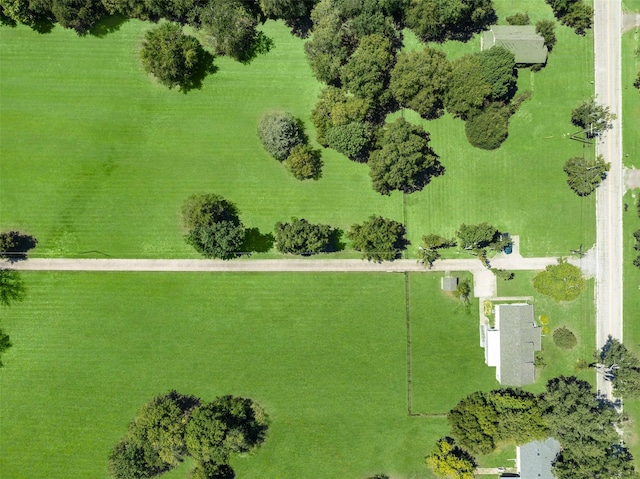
274,218,337,255
110,392,268,479
181,194,245,259
258,111,306,161
444,54,491,119
140,22,211,90
545,0,593,35
570,97,616,138
541,376,634,479
563,155,610,196
536,19,557,51
533,259,586,302
341,33,394,105
595,336,640,400
464,104,510,150
390,47,452,119
0,330,12,368
368,118,442,195
311,86,372,147
285,144,323,180
325,121,373,161
200,0,260,62
0,230,38,260
405,0,496,43
478,46,515,102
455,223,499,251
426,437,476,479
347,215,407,262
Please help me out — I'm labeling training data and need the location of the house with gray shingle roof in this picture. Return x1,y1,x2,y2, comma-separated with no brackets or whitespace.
481,303,541,386
481,26,548,64
511,438,561,479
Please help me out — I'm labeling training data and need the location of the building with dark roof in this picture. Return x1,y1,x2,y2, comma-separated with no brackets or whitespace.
481,26,548,64
480,303,541,386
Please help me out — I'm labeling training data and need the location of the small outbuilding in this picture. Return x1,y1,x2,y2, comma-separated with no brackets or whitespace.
481,26,548,65
441,276,458,291
511,438,561,479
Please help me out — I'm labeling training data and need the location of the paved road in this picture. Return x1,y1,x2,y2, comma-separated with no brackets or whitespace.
594,0,624,399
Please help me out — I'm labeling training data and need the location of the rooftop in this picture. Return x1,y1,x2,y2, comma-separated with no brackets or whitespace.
481,26,548,64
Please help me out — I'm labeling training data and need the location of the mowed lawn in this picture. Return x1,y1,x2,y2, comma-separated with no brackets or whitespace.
409,273,498,414
403,0,595,257
0,272,457,479
0,20,401,259
1,0,594,260
623,28,640,169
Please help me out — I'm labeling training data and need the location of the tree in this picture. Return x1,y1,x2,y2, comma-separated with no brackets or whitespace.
311,86,372,146
0,330,12,368
0,269,26,306
595,336,640,400
570,97,616,138
418,234,456,267
274,218,337,254
340,33,394,105
406,0,496,43
181,194,245,259
426,437,476,479
535,19,557,51
304,0,352,84
50,0,106,35
200,0,259,61
456,223,499,251
533,259,586,302
478,46,515,101
561,1,592,35
563,155,610,196
140,22,210,90
325,121,373,161
285,144,323,180
190,461,235,479
185,396,268,463
0,0,55,31
506,12,529,25
347,215,407,262
465,104,510,150
0,230,38,260
389,47,452,119
258,111,306,161
444,54,491,119
553,327,577,349
368,118,442,195
259,0,311,20
127,391,201,468
109,438,164,479
453,279,471,304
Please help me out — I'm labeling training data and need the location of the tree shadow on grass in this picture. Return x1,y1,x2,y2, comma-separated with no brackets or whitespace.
180,51,218,93
89,14,129,38
327,228,346,253
0,232,38,263
238,31,274,64
241,227,274,255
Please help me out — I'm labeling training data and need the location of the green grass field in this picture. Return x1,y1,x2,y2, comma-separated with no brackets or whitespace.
0,272,465,479
0,0,594,259
624,0,640,12
623,29,640,168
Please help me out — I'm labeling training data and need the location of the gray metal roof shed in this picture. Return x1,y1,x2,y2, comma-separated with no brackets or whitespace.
516,438,561,479
482,26,548,64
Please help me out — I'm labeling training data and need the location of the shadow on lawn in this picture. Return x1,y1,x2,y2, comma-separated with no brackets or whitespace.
89,15,129,38
241,228,274,254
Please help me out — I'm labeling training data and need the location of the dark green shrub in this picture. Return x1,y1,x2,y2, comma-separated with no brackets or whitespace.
285,144,322,180
506,12,529,25
553,326,578,350
465,105,510,150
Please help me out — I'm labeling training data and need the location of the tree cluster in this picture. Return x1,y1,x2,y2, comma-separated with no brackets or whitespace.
182,194,245,259
541,376,635,479
563,155,609,196
258,111,322,180
418,234,456,268
545,0,592,35
535,19,557,51
0,230,38,260
274,218,339,255
426,437,476,479
438,377,636,479
347,215,407,262
447,388,548,456
456,222,508,261
633,228,640,270
595,336,640,400
109,391,268,479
